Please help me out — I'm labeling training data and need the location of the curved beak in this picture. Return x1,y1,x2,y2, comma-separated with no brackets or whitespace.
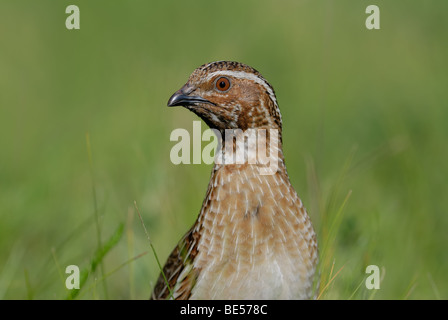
167,85,214,107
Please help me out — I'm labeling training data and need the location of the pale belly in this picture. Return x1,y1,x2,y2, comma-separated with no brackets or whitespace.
187,164,318,300
190,251,313,300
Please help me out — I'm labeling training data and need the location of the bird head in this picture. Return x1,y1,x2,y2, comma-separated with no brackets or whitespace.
167,61,283,134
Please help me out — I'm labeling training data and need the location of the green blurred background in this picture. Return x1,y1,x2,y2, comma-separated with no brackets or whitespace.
0,0,447,299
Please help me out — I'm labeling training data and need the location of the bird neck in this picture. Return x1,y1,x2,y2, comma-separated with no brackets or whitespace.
214,127,285,176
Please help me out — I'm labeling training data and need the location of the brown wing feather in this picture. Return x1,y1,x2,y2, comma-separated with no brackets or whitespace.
150,227,200,300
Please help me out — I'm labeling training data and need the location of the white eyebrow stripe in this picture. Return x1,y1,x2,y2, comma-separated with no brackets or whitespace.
205,70,278,106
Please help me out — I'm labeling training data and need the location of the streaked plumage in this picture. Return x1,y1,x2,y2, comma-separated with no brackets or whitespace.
152,61,318,299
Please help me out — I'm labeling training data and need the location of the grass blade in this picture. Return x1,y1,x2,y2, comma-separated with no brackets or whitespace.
134,201,174,299
317,263,346,300
85,132,108,298
67,223,124,300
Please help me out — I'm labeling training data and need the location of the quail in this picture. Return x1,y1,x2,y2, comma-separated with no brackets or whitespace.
152,61,318,299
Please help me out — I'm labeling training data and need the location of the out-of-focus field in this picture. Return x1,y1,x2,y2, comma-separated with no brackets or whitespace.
0,1,447,299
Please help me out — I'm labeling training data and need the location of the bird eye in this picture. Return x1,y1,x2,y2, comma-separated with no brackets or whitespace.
215,77,231,92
